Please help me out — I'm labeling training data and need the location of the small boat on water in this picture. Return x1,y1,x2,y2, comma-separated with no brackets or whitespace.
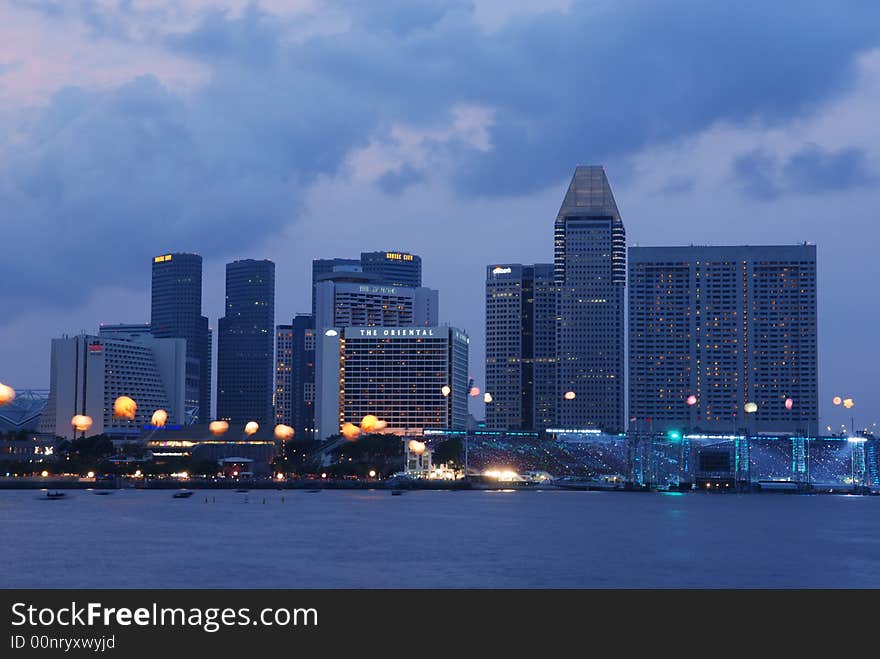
93,490,114,496
172,490,194,499
305,488,321,493
391,489,404,496
43,491,67,500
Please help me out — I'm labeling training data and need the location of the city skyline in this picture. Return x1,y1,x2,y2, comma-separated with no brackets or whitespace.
2,2,880,434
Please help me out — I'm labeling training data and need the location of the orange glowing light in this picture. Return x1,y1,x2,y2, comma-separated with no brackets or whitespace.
0,382,15,406
274,424,295,440
113,396,137,420
686,395,697,406
564,391,576,401
469,386,480,397
843,398,855,409
360,415,380,432
209,420,229,436
71,414,93,432
150,409,168,427
833,396,842,406
341,422,361,440
408,440,426,455
244,421,259,435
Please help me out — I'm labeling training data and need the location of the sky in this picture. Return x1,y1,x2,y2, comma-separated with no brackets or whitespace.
1,0,879,432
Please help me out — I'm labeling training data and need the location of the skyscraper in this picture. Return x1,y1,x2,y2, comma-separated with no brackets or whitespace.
150,253,212,423
360,251,422,287
628,244,818,436
316,326,468,440
554,166,626,433
314,275,438,330
217,259,276,426
274,314,316,439
485,263,558,430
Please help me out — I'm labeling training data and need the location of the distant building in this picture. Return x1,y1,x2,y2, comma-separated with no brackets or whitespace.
150,253,212,423
628,244,819,436
274,314,316,439
217,259,276,426
39,332,187,439
360,250,422,288
98,323,152,340
314,278,438,331
316,326,469,440
484,263,558,430
554,166,626,433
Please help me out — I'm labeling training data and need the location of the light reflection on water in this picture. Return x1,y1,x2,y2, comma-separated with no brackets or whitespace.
1,489,879,589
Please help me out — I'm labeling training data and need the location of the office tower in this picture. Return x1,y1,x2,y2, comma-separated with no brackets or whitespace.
274,314,316,439
150,253,212,423
311,257,361,316
314,277,438,329
485,264,558,430
554,166,626,433
628,244,818,435
360,251,422,287
316,326,469,440
39,332,187,439
217,259,276,426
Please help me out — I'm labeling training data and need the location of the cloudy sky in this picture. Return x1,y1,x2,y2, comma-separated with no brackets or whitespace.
1,0,879,430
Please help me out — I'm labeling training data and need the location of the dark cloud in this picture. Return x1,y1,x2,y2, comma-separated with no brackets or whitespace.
3,0,880,314
377,164,426,195
733,144,875,200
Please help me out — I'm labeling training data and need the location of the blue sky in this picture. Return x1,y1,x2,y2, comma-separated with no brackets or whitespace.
1,0,879,430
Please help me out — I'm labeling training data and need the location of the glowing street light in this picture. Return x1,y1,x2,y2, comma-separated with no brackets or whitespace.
483,392,493,403
744,402,758,414
441,385,451,397
341,422,361,440
209,420,229,436
784,397,793,411
408,440,426,455
274,424,295,440
71,415,93,433
686,395,697,406
113,396,137,420
833,396,842,406
564,391,576,401
244,421,259,436
469,386,480,397
843,398,855,409
150,409,168,427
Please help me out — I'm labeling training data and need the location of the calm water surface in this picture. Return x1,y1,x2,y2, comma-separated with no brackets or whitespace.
2,489,878,588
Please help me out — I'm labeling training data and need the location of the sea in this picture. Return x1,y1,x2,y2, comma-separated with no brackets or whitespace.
2,489,879,588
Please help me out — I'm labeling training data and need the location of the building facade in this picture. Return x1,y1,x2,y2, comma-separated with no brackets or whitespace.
360,251,422,287
150,253,212,423
274,314,316,439
554,166,626,433
315,326,468,440
216,259,275,426
314,279,438,330
39,332,187,439
485,263,558,430
628,244,819,436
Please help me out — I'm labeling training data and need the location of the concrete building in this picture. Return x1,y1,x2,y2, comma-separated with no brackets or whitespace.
150,253,212,423
314,279,438,330
554,166,626,433
360,250,422,288
628,244,819,436
316,326,469,440
274,314,316,439
217,259,275,426
39,332,187,439
484,263,558,430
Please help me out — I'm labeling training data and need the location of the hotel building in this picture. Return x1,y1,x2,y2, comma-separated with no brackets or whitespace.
315,326,468,440
628,244,819,435
39,330,187,439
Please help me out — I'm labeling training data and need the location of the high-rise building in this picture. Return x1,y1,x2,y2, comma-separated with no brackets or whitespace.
274,314,316,439
484,263,558,430
314,278,438,330
150,253,212,423
360,251,422,287
39,332,187,439
554,166,626,433
316,326,469,440
628,244,818,436
217,259,275,426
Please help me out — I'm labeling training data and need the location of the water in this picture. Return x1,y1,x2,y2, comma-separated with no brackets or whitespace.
2,489,879,588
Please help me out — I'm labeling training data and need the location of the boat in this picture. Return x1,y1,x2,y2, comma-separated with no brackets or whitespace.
391,489,404,496
305,488,321,493
172,490,194,499
93,490,114,496
235,489,250,493
44,491,67,500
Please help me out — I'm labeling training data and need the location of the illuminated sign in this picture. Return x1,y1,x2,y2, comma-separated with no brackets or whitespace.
385,252,414,261
88,342,103,354
356,328,436,338
492,266,512,275
153,254,173,263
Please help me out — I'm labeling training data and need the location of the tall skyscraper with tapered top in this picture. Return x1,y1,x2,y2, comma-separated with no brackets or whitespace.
217,259,276,426
554,166,626,433
150,253,212,424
